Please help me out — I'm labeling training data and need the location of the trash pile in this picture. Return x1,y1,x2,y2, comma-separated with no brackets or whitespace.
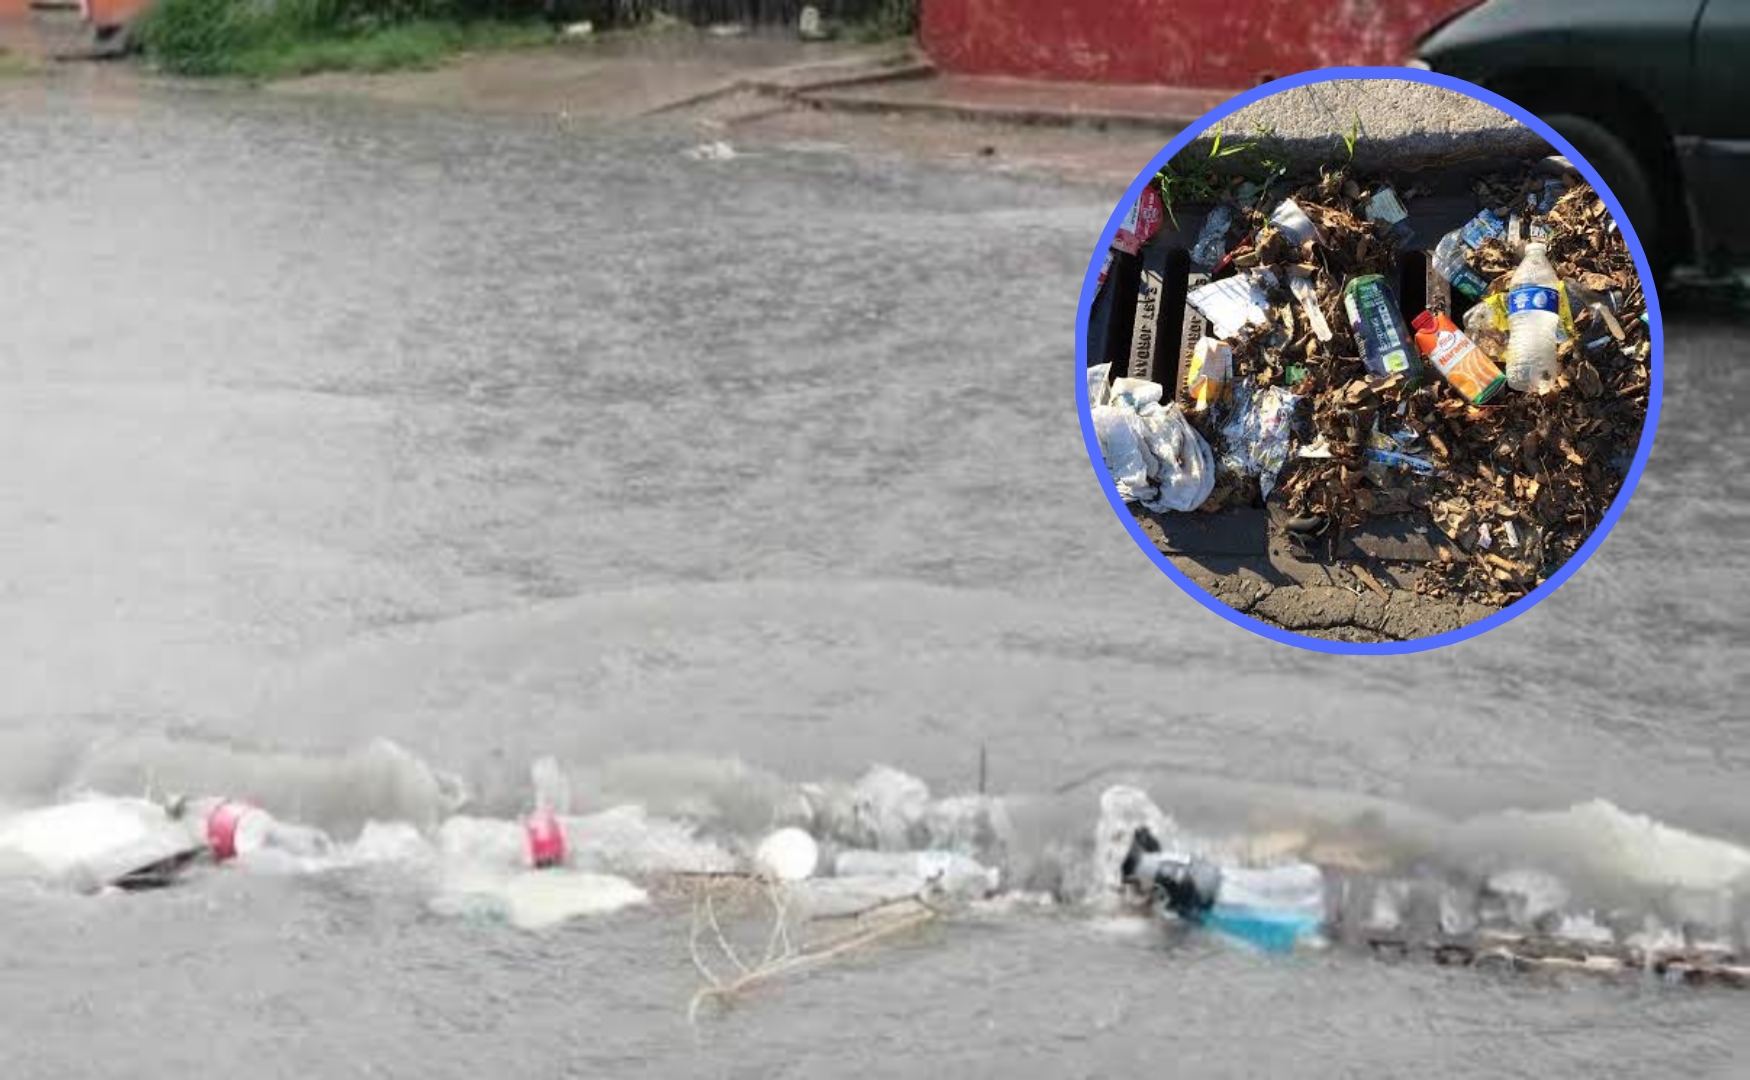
1089,162,1651,606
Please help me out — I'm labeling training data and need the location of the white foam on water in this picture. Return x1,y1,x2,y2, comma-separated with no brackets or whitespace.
57,735,467,836
430,867,649,931
1452,799,1750,895
0,797,199,891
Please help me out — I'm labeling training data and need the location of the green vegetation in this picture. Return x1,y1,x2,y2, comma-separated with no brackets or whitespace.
138,0,553,79
0,47,41,76
850,0,918,42
1153,123,1291,228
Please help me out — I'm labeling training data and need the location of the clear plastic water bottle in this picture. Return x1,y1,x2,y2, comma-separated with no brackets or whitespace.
1506,242,1562,392
833,849,1000,896
181,798,332,862
1432,231,1489,300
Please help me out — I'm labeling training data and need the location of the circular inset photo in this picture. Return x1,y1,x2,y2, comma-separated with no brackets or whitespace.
1080,70,1661,653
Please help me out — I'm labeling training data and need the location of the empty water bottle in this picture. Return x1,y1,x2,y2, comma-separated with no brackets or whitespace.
1432,231,1489,301
180,797,332,863
1506,242,1561,392
833,849,1000,896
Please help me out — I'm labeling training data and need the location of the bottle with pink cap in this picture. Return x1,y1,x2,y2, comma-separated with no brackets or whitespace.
172,796,332,864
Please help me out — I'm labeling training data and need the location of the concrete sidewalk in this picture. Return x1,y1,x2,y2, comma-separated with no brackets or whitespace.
789,71,1232,133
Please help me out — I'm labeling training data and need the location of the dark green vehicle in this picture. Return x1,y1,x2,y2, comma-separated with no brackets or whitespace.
1411,0,1750,279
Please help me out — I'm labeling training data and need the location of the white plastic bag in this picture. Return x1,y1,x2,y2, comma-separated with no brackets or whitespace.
1092,404,1157,503
1134,401,1215,512
1086,363,1112,408
1093,379,1216,512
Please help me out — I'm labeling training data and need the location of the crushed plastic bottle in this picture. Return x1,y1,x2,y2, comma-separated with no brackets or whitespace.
1433,231,1490,301
1431,209,1507,301
1506,241,1562,393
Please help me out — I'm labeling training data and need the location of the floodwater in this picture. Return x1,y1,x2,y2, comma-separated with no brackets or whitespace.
3,72,1749,1079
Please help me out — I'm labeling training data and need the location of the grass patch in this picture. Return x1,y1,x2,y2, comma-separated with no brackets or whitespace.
138,0,553,79
847,0,918,42
223,18,550,78
0,47,42,77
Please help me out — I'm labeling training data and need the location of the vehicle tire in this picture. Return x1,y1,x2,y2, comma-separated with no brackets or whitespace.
1541,111,1670,278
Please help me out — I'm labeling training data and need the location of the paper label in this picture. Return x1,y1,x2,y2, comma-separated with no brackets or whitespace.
1507,285,1560,315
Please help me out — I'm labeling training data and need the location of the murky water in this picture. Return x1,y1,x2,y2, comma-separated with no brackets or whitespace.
3,76,1748,1078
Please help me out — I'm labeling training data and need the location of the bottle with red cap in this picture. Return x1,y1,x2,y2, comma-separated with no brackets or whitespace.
172,796,332,864
436,757,574,872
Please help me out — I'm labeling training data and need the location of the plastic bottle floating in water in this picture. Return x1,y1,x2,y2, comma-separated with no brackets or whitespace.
1200,862,1328,954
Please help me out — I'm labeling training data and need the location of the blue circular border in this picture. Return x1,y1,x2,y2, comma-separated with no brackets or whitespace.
1075,65,1664,656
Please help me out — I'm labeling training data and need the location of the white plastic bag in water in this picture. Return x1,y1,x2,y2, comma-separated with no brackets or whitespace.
1093,379,1216,513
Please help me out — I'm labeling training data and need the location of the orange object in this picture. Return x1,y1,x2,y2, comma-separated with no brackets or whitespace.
1412,310,1507,405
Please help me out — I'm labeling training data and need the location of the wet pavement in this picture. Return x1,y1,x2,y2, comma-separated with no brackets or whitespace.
2,65,1750,1080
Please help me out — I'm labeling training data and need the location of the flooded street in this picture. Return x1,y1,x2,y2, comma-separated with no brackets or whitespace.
3,74,1749,1078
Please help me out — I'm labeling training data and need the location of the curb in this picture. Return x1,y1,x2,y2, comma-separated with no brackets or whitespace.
638,47,928,118
788,86,1204,133
1178,127,1555,175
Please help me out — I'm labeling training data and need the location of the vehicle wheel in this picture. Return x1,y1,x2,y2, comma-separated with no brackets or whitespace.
1542,111,1669,278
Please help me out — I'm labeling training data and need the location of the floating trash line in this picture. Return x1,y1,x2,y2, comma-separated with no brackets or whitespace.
684,872,942,1023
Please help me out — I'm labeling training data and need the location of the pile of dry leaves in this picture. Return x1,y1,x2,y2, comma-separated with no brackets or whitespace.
1187,167,1650,606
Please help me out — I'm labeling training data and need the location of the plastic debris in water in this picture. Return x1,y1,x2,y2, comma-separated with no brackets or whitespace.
686,141,738,162
755,827,819,882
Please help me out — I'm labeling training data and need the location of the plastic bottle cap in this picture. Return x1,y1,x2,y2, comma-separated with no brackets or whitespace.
754,828,819,882
524,809,566,869
205,800,255,862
